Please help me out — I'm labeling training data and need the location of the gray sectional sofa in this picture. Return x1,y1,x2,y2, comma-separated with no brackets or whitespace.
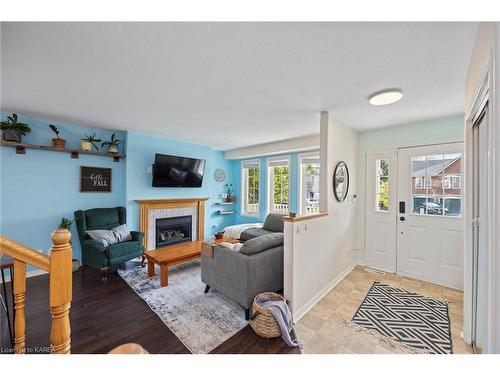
201,214,285,320
239,213,284,241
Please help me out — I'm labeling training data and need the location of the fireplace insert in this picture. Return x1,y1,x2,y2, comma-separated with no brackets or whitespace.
155,215,192,248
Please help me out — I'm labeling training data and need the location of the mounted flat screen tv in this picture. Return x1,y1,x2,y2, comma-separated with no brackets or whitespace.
152,153,206,188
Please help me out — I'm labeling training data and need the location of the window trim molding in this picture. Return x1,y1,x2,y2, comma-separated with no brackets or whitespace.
298,151,320,215
241,159,260,217
266,155,291,215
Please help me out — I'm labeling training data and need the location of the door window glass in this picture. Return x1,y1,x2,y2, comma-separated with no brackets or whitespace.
375,159,389,212
411,153,462,216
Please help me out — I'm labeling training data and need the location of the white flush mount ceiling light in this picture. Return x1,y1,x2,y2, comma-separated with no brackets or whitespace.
368,89,404,106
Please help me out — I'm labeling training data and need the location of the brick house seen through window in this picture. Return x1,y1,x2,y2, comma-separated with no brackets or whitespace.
411,154,462,216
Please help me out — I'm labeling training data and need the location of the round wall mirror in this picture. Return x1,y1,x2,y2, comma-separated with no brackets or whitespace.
333,161,349,202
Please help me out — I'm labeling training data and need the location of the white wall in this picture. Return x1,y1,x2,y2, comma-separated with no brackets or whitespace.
284,112,358,321
463,22,500,354
462,22,500,354
224,134,320,160
494,24,500,356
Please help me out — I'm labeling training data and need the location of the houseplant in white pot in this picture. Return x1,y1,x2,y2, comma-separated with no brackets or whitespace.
101,133,122,154
81,133,101,151
1,113,31,143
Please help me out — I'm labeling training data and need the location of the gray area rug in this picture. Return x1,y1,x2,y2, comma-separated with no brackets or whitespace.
118,260,248,354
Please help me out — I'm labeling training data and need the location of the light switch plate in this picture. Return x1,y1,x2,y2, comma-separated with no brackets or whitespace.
147,166,152,174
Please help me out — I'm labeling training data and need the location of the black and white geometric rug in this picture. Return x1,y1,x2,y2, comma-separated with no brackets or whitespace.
351,282,453,354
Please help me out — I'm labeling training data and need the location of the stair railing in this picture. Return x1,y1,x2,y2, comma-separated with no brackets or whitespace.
0,229,72,354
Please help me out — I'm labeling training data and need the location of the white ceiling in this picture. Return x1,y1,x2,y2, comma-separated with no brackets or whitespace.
1,22,478,150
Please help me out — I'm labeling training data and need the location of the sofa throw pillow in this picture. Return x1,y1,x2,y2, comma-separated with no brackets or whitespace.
87,224,132,247
239,233,284,256
112,224,133,243
262,213,284,232
87,229,118,248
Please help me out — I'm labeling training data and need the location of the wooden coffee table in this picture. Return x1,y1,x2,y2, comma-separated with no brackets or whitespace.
145,240,203,287
145,237,240,287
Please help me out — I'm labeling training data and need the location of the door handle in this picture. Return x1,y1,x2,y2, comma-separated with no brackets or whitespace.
400,216,405,221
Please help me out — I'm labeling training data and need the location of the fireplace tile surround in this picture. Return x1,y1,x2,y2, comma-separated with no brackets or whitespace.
137,198,208,250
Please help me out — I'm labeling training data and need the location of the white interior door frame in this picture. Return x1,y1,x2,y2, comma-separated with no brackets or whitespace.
463,49,496,351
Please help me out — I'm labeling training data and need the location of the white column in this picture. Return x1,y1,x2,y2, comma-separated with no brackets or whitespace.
319,111,331,213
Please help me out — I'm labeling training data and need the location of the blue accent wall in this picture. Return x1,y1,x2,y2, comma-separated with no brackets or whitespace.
1,113,236,272
0,112,126,263
125,130,236,237
231,151,317,224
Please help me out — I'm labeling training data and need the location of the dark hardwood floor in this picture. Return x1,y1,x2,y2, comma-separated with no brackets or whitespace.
0,262,299,354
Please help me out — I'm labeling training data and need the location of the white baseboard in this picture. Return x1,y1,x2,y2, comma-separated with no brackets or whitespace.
396,270,463,291
292,260,358,322
0,269,48,284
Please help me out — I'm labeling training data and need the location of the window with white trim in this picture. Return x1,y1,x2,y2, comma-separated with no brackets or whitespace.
267,157,290,214
241,160,260,216
299,152,320,215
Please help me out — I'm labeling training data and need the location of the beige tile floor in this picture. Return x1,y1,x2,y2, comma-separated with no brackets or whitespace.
296,266,474,354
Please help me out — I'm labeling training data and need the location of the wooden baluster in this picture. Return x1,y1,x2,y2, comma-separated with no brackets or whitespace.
13,259,26,354
49,229,72,354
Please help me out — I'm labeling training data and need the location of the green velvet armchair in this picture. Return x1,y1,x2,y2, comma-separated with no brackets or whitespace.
74,207,145,280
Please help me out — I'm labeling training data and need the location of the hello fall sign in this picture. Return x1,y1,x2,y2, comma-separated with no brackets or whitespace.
80,166,112,192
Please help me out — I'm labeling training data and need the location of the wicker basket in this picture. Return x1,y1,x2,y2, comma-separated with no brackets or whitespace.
249,292,284,339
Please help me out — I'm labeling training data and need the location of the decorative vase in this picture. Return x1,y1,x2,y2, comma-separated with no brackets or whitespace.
52,138,66,149
107,144,119,154
226,196,234,203
2,129,23,143
80,140,92,151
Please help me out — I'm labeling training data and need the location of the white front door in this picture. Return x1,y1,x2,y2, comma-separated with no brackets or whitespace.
365,151,397,272
397,143,464,289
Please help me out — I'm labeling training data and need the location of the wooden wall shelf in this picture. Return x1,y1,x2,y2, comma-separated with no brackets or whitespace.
216,210,235,215
0,141,126,162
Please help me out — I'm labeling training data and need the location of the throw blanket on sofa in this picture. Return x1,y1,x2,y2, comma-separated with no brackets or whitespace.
254,294,303,349
223,223,263,240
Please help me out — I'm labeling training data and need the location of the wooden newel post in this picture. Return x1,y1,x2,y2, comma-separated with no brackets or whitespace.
49,229,72,354
13,259,26,354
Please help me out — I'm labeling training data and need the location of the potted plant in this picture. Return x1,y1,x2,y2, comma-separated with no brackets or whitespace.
58,217,80,272
81,133,101,151
101,132,122,154
1,113,31,143
224,183,235,202
49,124,66,149
59,217,73,230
